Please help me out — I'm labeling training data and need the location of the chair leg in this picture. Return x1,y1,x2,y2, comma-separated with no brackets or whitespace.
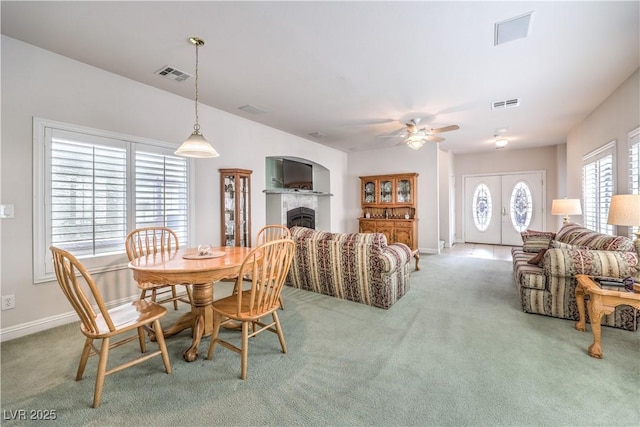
153,319,172,374
272,311,287,354
151,288,157,303
76,337,93,380
207,312,223,360
139,289,147,300
278,296,285,310
92,337,110,408
171,286,179,310
137,326,147,353
240,321,249,380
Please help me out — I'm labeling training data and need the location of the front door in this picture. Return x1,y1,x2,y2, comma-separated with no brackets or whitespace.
464,172,545,245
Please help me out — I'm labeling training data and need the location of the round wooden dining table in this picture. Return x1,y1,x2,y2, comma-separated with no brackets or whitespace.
128,246,253,362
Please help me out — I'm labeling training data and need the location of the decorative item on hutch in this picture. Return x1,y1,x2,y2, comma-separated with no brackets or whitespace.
220,169,252,247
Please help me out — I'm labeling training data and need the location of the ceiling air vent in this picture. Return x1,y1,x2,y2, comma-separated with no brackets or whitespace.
308,132,328,139
154,66,191,82
238,104,268,115
494,12,534,46
492,98,520,110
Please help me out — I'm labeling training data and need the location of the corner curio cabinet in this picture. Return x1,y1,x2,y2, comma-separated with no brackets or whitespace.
359,173,419,269
220,168,252,247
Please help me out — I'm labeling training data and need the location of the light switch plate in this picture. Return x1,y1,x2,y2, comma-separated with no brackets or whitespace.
0,204,15,218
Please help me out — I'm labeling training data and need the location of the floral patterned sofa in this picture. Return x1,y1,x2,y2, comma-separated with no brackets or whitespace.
512,222,640,331
285,226,412,309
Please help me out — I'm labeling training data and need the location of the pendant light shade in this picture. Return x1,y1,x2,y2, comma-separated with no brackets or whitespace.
175,37,220,158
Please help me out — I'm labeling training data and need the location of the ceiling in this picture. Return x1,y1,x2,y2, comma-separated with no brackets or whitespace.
2,1,638,154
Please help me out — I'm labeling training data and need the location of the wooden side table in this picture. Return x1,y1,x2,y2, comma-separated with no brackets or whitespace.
574,274,640,358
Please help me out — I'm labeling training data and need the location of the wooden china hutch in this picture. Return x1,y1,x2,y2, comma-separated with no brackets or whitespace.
358,173,419,269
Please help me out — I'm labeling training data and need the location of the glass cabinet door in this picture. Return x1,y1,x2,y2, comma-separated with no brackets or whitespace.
223,175,236,246
220,169,252,247
363,180,376,204
396,179,412,204
238,175,250,246
379,180,393,203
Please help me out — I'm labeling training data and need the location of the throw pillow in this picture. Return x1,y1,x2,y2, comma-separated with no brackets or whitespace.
521,230,555,253
527,248,547,266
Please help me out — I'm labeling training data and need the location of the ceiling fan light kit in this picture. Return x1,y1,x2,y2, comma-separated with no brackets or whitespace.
175,36,220,158
495,138,509,148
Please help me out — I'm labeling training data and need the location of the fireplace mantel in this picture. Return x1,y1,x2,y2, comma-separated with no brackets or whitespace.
263,189,332,196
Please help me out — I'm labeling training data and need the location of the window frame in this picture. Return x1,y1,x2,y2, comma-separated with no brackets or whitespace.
582,140,616,235
33,117,195,283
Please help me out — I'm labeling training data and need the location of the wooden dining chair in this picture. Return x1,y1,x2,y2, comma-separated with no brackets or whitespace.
245,224,292,309
50,246,172,408
126,227,192,310
207,238,295,379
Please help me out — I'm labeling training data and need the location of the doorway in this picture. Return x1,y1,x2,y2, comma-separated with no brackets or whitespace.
463,172,545,246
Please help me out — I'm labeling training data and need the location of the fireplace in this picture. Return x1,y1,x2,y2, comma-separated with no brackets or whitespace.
287,207,315,229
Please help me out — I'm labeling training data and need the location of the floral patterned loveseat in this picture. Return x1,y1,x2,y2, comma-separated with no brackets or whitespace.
285,226,412,309
512,222,640,331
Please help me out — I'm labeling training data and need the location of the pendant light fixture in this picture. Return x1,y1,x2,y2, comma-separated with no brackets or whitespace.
175,37,220,158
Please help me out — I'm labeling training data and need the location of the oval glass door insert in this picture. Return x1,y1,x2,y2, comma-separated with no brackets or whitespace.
510,181,532,232
473,183,492,231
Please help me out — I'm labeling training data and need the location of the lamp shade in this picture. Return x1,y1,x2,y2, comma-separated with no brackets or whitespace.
607,194,640,226
551,199,582,216
175,131,219,158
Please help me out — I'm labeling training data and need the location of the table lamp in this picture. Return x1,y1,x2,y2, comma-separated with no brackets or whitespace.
607,194,640,239
551,198,582,223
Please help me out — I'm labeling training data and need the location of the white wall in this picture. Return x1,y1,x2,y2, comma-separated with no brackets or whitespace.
0,36,348,339
454,145,560,239
347,142,441,253
567,69,640,199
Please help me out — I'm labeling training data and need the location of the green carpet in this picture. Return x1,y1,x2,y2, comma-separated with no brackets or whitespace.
1,255,639,426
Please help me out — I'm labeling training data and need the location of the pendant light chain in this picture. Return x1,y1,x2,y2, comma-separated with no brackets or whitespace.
193,40,200,133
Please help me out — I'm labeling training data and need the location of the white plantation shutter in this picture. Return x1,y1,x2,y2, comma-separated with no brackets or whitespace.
582,141,615,235
629,127,640,238
51,136,127,256
134,150,188,243
34,118,192,282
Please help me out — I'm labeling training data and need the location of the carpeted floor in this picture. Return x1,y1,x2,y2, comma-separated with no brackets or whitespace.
1,254,639,426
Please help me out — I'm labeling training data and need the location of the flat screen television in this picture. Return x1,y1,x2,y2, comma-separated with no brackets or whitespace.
282,159,313,190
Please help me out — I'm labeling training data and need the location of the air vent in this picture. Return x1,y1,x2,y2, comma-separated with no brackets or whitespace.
308,132,328,139
238,104,268,115
154,66,191,82
491,98,520,110
494,12,534,46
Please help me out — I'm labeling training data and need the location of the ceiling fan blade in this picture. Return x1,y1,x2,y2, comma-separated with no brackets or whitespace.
426,135,445,142
430,124,460,134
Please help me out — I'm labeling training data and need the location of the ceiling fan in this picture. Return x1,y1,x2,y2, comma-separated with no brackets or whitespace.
381,118,460,150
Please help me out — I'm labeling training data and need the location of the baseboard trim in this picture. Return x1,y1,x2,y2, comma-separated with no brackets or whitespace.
0,294,138,342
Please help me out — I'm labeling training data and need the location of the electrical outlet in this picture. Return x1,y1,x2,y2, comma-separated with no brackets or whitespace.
1,295,15,310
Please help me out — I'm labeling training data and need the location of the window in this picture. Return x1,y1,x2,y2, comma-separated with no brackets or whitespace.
34,118,192,283
582,141,615,235
472,183,492,232
629,127,640,238
509,181,532,232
